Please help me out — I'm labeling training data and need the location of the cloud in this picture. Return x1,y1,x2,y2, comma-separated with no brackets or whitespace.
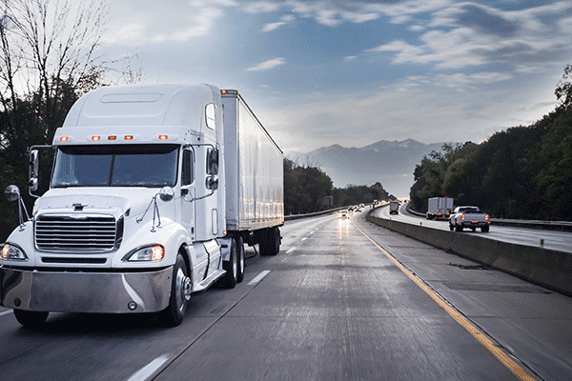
362,1,572,70
244,0,387,27
262,14,295,32
108,0,236,45
246,57,286,71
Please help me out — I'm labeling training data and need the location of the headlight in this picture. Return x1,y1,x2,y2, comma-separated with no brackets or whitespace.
1,243,28,261
123,244,165,262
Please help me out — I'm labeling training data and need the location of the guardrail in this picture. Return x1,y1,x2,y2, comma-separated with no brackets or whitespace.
284,207,346,221
406,204,572,232
366,210,572,297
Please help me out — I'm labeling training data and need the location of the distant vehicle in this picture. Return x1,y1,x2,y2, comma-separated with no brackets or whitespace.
389,200,399,215
427,197,454,220
339,210,349,219
449,206,490,232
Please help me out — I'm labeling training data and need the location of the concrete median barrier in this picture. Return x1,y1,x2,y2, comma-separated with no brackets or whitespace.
366,214,572,297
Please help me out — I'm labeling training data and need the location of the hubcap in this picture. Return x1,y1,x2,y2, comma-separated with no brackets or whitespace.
239,249,245,274
175,267,191,312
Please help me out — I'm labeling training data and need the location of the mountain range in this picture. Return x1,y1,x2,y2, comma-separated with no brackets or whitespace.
286,139,449,197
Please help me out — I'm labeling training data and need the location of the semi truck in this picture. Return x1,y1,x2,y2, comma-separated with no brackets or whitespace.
389,200,399,215
426,197,454,220
1,84,284,328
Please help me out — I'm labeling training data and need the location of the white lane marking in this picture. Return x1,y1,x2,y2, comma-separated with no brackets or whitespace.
301,237,307,242
126,354,170,381
0,310,14,317
247,270,271,286
281,248,296,262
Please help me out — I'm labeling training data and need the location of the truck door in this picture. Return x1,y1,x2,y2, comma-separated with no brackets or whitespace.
180,146,195,237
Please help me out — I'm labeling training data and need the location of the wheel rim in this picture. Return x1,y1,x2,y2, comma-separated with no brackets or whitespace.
239,247,245,275
175,267,191,312
232,251,238,281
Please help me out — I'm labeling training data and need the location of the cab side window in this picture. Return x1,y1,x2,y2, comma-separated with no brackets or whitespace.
182,148,194,185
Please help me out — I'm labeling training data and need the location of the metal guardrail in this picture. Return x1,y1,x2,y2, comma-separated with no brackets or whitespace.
284,207,346,221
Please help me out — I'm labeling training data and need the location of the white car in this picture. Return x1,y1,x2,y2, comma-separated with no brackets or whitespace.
449,206,490,232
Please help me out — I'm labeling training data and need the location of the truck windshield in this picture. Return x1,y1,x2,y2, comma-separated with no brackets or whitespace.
52,145,179,188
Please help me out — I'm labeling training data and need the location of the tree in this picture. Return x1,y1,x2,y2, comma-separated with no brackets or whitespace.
0,0,136,241
555,64,572,110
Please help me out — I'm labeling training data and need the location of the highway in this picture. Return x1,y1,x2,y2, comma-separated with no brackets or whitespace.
373,203,572,254
1,211,571,380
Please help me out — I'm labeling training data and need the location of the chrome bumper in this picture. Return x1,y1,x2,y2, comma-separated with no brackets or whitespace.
0,267,172,313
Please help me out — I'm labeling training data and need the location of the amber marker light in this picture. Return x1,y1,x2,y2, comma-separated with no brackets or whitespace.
108,135,117,140
59,136,69,142
91,136,101,141
221,89,227,94
158,135,168,140
124,135,134,140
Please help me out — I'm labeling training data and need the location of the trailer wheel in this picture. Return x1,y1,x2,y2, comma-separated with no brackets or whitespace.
13,310,49,329
236,236,245,283
222,238,238,289
260,227,280,256
160,254,191,327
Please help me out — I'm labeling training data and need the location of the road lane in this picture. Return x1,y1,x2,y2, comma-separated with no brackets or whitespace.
154,214,521,381
355,211,572,380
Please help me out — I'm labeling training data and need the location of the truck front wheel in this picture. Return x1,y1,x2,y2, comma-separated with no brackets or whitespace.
160,254,191,327
13,309,49,329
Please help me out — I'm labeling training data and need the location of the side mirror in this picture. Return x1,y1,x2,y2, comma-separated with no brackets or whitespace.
206,175,219,190
207,148,219,175
4,185,20,202
158,186,175,202
4,185,30,226
29,150,39,192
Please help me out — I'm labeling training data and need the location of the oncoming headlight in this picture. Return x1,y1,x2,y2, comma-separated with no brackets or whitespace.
123,245,165,262
1,243,28,261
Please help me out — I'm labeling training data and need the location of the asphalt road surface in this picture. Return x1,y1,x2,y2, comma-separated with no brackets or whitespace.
1,211,571,380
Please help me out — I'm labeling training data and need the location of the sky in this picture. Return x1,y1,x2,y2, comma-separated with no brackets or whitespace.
100,0,572,155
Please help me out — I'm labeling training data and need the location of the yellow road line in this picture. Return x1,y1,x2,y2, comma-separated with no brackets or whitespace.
353,221,538,381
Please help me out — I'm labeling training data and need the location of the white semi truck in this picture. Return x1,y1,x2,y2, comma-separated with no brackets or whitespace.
1,84,284,327
426,197,454,220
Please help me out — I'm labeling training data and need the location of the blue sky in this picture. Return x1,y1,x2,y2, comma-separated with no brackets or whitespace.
104,0,572,154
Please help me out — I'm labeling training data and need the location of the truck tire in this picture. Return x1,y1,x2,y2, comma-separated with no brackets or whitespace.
160,253,191,327
222,238,238,289
481,225,490,233
260,227,280,256
13,309,49,329
455,225,463,232
449,224,454,231
236,236,245,283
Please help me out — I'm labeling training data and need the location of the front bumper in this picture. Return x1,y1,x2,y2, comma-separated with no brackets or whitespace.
0,267,172,313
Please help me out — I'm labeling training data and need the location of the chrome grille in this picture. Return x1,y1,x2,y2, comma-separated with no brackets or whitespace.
35,214,120,252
